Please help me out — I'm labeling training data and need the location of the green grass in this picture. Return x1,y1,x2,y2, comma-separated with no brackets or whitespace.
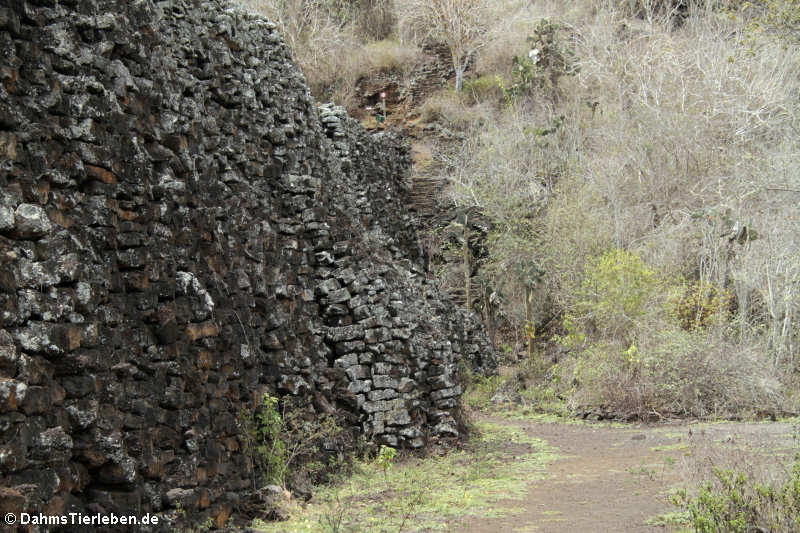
464,378,574,423
250,421,561,532
645,510,691,528
650,442,690,453
496,408,632,430
464,374,505,411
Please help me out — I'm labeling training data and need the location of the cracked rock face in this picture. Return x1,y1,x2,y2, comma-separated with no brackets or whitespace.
0,0,496,529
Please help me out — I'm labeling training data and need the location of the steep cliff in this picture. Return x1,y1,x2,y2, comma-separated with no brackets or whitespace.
0,0,495,529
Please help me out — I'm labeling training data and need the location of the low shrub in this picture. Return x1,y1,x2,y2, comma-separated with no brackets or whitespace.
354,0,396,40
419,90,488,129
674,458,800,532
364,39,422,74
557,248,785,418
239,393,345,488
463,373,505,411
565,328,784,418
461,75,504,105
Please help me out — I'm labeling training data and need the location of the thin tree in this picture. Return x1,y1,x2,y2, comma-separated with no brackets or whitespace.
403,0,488,91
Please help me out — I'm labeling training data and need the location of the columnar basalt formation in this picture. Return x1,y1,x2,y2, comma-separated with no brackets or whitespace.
0,0,495,529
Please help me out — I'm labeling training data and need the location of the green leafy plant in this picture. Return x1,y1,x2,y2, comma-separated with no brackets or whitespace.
565,247,668,346
239,393,345,489
501,19,578,102
673,457,800,532
376,445,398,479
241,393,289,486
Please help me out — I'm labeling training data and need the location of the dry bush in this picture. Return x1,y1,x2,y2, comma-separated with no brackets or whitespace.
540,3,800,322
418,90,492,130
363,39,422,75
237,0,362,100
437,104,582,328
354,0,396,40
547,4,798,412
474,3,544,81
442,0,799,416
562,329,785,418
730,212,800,372
445,107,556,226
553,247,785,418
397,0,491,90
474,0,586,82
236,0,419,109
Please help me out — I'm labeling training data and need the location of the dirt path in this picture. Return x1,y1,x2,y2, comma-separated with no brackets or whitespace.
456,416,797,533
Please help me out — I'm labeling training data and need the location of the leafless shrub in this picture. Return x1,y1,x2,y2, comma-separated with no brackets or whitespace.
398,0,491,90
237,0,419,109
419,90,492,130
443,1,800,416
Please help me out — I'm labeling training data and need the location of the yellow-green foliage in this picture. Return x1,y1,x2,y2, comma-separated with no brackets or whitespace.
461,75,504,104
744,0,800,41
567,248,668,344
677,280,734,331
375,445,397,478
555,249,784,417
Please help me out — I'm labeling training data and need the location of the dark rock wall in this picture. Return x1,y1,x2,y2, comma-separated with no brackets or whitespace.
0,0,495,529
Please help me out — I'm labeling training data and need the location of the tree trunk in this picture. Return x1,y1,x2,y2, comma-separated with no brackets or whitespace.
455,63,465,91
525,285,534,360
483,292,496,348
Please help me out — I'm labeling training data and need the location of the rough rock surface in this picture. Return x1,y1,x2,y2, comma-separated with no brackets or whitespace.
0,0,496,529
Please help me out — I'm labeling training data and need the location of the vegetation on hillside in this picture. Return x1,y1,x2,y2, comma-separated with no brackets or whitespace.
236,0,800,420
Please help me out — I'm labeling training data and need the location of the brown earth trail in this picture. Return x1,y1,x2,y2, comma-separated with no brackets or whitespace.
455,416,797,533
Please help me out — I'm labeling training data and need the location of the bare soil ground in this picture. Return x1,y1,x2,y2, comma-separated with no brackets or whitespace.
455,416,798,533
